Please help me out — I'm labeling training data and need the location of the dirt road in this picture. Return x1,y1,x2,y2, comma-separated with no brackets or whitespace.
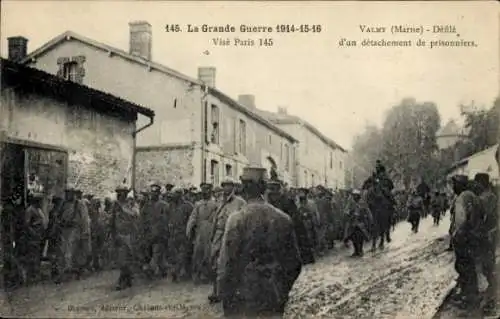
1,216,455,318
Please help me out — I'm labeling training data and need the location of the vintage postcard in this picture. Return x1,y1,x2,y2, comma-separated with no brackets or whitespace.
0,1,499,318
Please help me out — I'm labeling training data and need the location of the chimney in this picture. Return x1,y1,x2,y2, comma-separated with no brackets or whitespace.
198,67,216,87
129,21,152,60
277,106,288,115
238,94,256,109
8,36,28,62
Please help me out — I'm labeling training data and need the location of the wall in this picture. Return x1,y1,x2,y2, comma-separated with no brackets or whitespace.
436,135,462,150
0,87,135,198
25,38,202,148
135,145,195,190
204,94,295,186
277,122,345,188
465,146,499,183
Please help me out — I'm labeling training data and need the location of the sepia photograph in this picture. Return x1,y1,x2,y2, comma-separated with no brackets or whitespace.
0,1,499,318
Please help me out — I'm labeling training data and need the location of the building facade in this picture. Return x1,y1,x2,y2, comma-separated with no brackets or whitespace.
0,57,154,204
19,22,297,189
258,107,347,189
447,144,499,185
436,119,468,150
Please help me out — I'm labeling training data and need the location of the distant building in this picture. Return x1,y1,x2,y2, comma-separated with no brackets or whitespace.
0,57,154,203
17,22,298,188
447,144,499,185
257,107,347,189
436,119,468,150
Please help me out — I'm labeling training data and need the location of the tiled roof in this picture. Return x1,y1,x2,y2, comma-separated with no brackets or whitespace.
1,58,155,118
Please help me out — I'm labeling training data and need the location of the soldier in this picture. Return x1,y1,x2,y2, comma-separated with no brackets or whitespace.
217,167,303,317
297,188,319,256
1,184,25,289
473,173,498,313
110,183,140,290
89,197,105,271
46,193,64,278
406,189,424,233
54,185,88,282
142,182,170,278
20,191,48,284
416,177,431,218
449,175,483,307
266,181,315,265
186,183,219,284
430,191,443,226
209,178,246,303
315,186,333,255
343,189,372,257
167,187,194,282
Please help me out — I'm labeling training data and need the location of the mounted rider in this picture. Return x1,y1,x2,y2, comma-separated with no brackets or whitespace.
361,160,396,250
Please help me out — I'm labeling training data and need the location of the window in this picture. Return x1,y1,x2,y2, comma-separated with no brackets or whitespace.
330,152,333,169
268,135,272,145
210,104,220,144
225,164,233,177
62,62,79,82
280,142,283,161
339,160,343,169
284,143,290,171
238,119,247,155
210,160,219,185
312,174,315,186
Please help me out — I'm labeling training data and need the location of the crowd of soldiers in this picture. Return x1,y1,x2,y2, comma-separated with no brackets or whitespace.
1,147,498,317
444,152,499,314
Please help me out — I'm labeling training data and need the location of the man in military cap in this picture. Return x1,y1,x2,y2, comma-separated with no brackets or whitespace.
266,181,315,265
343,189,372,257
474,173,498,312
165,183,175,193
297,187,320,256
449,174,483,307
110,182,140,290
54,185,89,282
209,177,246,303
167,186,194,282
141,182,170,278
186,182,218,284
217,167,302,317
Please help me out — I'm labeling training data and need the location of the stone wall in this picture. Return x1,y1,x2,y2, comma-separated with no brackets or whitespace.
135,145,195,190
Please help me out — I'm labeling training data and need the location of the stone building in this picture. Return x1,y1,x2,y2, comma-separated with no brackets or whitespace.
18,21,297,188
0,56,154,204
257,107,347,189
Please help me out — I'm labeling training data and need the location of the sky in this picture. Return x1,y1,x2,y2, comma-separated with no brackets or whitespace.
1,1,498,149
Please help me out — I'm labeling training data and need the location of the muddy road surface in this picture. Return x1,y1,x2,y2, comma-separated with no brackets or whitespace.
1,216,454,318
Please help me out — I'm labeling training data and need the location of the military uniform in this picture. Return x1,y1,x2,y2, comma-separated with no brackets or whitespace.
20,191,48,284
111,184,140,290
217,167,302,317
54,186,89,282
209,178,246,302
343,190,372,257
141,183,170,277
167,188,194,281
450,175,483,306
474,173,498,309
186,183,219,283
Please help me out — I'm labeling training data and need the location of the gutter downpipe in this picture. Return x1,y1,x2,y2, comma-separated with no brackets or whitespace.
131,114,155,192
